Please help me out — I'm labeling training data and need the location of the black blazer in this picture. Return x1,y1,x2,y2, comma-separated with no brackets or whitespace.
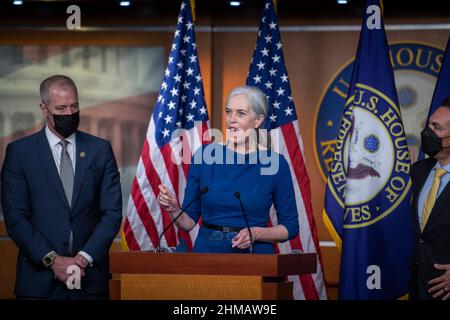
1,129,122,298
410,158,450,300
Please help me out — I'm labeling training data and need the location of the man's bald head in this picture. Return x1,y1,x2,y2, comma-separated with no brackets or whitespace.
40,75,78,105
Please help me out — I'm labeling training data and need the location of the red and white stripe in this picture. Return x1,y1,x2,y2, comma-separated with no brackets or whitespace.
124,116,209,251
270,120,327,300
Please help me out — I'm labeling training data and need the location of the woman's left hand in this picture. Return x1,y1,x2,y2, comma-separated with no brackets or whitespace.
231,227,258,249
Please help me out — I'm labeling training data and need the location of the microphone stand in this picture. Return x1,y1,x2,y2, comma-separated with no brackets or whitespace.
156,186,208,252
234,191,253,254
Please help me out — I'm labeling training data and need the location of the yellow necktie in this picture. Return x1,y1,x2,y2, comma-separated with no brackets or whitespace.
421,168,447,231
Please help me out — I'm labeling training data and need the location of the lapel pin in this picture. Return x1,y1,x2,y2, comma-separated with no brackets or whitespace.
80,152,86,158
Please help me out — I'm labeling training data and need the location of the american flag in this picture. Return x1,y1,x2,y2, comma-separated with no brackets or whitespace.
246,0,327,300
123,0,209,251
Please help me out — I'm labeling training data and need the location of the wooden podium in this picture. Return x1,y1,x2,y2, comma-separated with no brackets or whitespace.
109,252,317,300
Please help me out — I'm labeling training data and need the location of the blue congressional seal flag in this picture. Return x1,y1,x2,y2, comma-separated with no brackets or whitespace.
323,0,413,299
314,42,444,177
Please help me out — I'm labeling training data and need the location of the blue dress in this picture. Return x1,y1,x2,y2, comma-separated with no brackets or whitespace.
182,143,299,254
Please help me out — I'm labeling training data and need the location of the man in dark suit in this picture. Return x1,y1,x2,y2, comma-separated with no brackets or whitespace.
1,75,122,299
410,97,450,300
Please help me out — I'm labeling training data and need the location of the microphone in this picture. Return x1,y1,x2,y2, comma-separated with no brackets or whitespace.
234,191,253,254
156,186,209,252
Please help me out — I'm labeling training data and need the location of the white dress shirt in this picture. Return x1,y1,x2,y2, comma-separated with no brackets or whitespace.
44,126,93,266
45,125,76,174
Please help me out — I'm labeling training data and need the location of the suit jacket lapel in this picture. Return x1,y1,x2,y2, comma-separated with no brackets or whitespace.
72,131,87,211
423,175,450,235
412,159,435,235
36,128,71,210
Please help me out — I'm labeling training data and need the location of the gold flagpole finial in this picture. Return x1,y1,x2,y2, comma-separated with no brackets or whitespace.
190,0,196,22
273,0,277,14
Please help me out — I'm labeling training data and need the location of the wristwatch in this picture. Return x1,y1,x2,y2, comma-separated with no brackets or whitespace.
42,252,57,268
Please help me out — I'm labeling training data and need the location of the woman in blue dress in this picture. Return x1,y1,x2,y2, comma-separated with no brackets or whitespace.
157,86,299,254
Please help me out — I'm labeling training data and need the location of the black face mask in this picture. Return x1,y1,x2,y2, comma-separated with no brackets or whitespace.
49,111,80,138
420,126,450,157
